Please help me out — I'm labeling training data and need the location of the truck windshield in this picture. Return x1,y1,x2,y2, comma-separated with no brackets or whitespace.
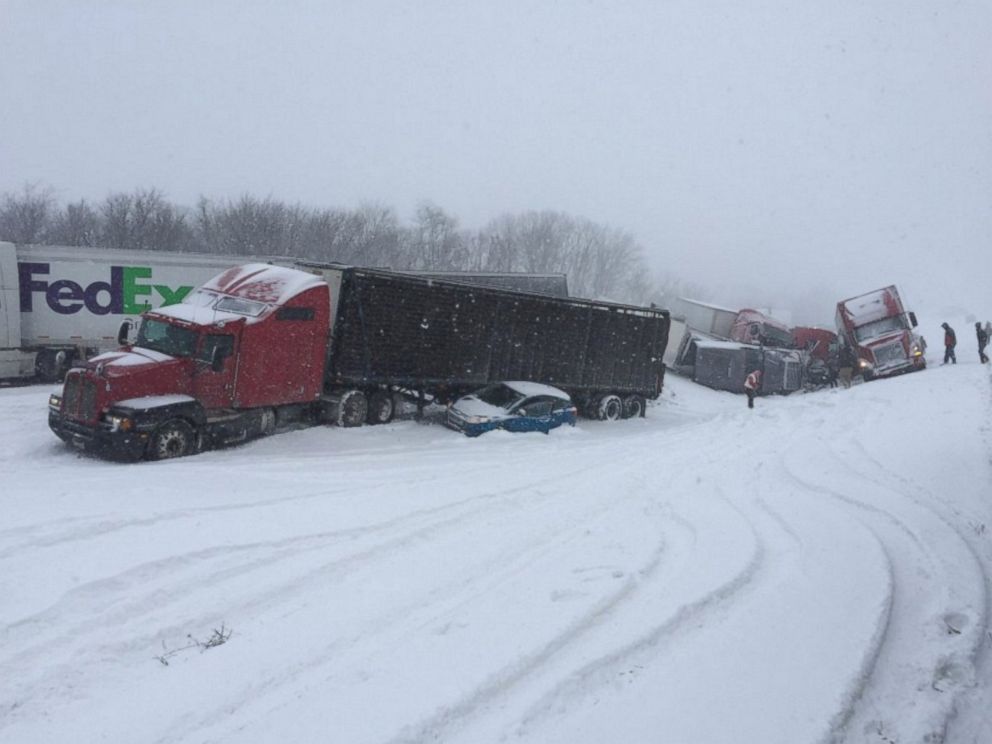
854,315,907,342
135,318,198,358
474,383,525,409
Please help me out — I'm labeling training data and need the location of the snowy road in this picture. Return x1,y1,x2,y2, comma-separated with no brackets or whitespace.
1,361,990,743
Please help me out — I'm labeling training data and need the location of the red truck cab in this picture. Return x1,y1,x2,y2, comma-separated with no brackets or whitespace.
729,309,795,349
835,285,926,380
49,264,330,459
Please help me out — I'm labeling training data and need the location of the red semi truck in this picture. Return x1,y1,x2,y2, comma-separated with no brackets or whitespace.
835,285,926,380
48,263,670,459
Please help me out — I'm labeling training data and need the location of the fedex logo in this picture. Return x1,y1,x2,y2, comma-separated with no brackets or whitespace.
18,263,193,316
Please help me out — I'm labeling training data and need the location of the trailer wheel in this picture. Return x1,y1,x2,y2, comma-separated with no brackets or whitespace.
337,390,368,427
149,420,195,460
597,394,623,421
366,391,395,425
622,395,646,419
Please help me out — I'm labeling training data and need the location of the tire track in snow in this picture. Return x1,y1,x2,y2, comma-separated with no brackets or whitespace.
0,457,514,559
0,463,648,735
778,439,985,744
383,488,766,744
147,488,661,744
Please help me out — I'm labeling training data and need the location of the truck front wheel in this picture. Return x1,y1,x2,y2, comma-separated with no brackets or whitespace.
149,420,196,460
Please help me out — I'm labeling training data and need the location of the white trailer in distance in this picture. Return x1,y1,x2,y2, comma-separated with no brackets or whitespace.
0,242,240,381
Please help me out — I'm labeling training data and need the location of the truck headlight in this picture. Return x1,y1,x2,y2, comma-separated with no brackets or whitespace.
464,415,488,424
48,394,62,411
858,358,872,368
106,414,134,432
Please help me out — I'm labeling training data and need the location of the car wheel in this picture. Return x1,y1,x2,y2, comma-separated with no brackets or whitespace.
337,389,368,427
366,390,395,424
622,395,645,419
149,420,195,460
598,394,623,421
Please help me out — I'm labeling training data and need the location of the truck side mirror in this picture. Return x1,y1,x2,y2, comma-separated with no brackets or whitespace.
117,319,133,346
908,312,918,328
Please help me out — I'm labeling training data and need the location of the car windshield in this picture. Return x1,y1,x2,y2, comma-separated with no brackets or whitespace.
135,318,198,357
473,384,525,409
855,315,907,342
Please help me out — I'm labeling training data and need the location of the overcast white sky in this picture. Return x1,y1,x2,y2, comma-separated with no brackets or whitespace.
2,0,990,325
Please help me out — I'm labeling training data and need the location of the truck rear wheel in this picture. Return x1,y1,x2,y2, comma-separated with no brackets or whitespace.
622,395,646,419
149,420,195,460
337,390,368,427
597,394,623,421
366,391,395,424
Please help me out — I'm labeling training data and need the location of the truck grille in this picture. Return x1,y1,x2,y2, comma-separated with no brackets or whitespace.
64,373,81,412
81,378,97,421
874,341,906,366
62,372,98,421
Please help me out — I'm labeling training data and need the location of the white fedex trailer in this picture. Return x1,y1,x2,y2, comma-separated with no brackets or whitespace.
0,243,241,381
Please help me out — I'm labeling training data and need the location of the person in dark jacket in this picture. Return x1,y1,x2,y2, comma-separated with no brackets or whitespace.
744,369,762,409
977,322,989,364
941,322,957,364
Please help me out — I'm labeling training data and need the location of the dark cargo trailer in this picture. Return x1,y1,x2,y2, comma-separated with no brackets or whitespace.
325,267,670,412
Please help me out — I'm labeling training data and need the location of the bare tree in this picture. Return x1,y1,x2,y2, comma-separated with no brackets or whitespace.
48,199,101,246
0,184,55,243
407,203,466,270
100,188,192,252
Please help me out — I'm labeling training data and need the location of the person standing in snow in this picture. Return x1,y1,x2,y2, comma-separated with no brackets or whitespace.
826,341,840,388
744,369,762,409
941,322,957,364
837,342,856,388
977,322,989,364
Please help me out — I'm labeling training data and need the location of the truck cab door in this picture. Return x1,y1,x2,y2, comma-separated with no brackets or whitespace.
193,332,238,409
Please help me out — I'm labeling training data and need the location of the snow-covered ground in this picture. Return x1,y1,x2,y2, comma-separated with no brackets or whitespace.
1,354,990,744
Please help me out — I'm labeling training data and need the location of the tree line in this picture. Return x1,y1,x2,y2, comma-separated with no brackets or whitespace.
0,184,706,304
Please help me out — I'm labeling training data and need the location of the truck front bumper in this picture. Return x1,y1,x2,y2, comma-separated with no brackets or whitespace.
49,412,150,460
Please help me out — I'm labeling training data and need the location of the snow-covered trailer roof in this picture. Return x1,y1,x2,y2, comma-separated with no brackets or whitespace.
400,271,569,298
837,286,904,327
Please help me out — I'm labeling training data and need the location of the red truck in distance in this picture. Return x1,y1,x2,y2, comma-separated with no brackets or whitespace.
728,309,795,349
835,285,926,380
48,263,670,460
